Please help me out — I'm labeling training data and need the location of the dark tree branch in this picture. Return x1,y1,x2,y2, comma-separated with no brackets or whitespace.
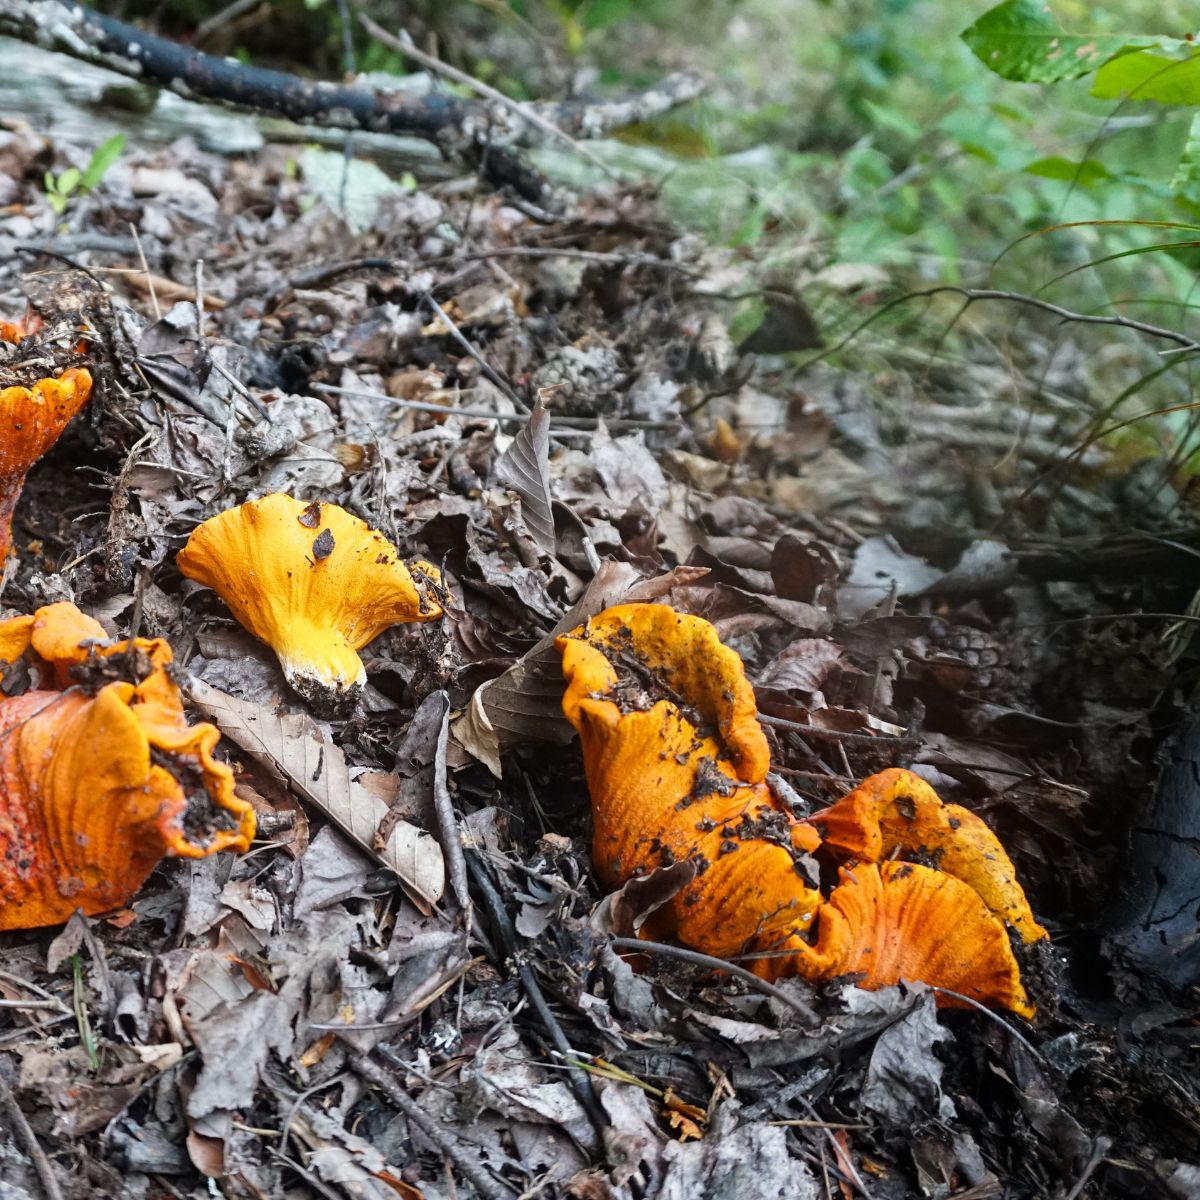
0,0,467,138
0,1,706,204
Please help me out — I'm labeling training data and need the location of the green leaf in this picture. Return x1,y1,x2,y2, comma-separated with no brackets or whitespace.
1091,51,1200,105
961,0,1179,84
1171,112,1200,194
860,98,921,141
81,132,125,191
55,168,81,196
1024,155,1114,186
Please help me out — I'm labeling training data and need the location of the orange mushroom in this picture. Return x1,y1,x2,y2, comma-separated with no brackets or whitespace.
0,603,255,930
785,863,1034,1017
811,767,1048,943
177,494,444,710
0,366,92,561
557,604,824,964
557,603,1044,1016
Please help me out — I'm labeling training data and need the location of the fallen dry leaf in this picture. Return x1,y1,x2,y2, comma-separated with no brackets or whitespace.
451,563,710,775
186,679,444,906
493,397,556,556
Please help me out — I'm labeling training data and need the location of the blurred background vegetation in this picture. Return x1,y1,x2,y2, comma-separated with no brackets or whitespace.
114,0,1200,282
101,0,1200,478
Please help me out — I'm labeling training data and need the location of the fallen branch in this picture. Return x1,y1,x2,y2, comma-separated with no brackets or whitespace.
0,0,706,202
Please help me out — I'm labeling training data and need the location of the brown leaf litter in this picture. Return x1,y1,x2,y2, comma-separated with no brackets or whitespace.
0,117,1194,1200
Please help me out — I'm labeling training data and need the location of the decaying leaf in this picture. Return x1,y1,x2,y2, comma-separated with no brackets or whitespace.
186,679,444,906
451,563,710,776
493,398,556,557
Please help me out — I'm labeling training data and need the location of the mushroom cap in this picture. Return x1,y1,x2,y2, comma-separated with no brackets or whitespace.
785,862,1034,1018
558,604,822,963
0,603,254,930
176,494,444,705
812,768,1047,943
0,367,92,560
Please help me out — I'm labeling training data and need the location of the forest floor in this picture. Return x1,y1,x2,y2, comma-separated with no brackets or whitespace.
0,64,1198,1200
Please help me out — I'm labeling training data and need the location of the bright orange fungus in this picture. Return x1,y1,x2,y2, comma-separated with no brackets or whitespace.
0,322,92,561
557,603,1043,1016
0,602,255,929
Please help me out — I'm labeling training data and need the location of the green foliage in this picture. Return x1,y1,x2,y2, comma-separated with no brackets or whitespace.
963,2,1200,194
1091,52,1200,105
961,0,1183,84
44,133,125,216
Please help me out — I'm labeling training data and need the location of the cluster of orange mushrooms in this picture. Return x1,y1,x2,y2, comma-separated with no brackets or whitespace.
0,332,1044,1019
558,605,1047,1016
0,495,445,930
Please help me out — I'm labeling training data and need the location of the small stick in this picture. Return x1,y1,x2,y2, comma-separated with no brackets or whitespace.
929,986,1047,1064
421,293,528,412
609,936,818,1023
195,0,260,41
769,1120,870,1130
1064,1136,1112,1200
436,246,702,277
268,1149,343,1200
466,852,608,1136
350,1052,517,1199
360,16,620,181
312,382,678,430
431,695,471,911
0,1069,66,1200
759,714,918,746
129,222,160,320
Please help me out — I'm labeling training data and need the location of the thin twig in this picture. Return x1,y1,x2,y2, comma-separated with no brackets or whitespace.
277,1073,347,1160
311,382,679,430
0,970,68,1007
0,1069,66,1200
759,714,918,746
421,293,529,411
350,1052,517,1199
209,358,271,421
815,285,1200,367
268,1149,344,1200
466,853,608,1137
797,1094,872,1198
195,0,260,41
609,936,819,1023
929,986,1046,1064
360,16,621,181
430,694,471,911
129,222,160,320
441,246,702,277
1064,1136,1112,1200
769,1119,870,1130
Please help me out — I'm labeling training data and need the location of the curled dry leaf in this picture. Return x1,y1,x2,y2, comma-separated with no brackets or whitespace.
493,397,555,557
0,603,255,930
186,678,445,908
178,494,445,712
451,562,711,776
557,603,1043,1014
